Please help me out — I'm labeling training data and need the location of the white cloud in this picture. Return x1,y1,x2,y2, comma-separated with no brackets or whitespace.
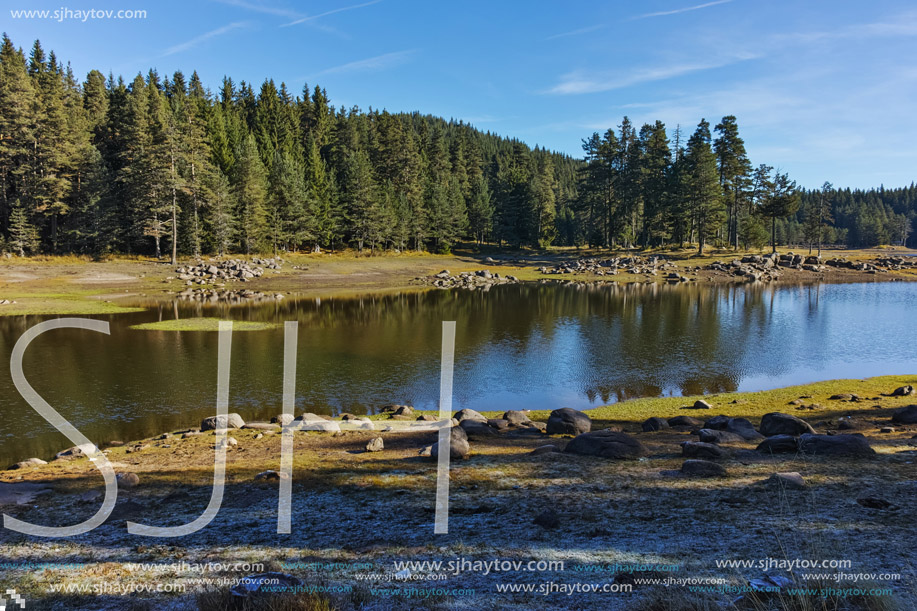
312,49,415,76
282,0,383,27
544,24,606,41
211,0,303,19
545,54,758,95
162,22,249,57
777,12,917,45
632,0,733,20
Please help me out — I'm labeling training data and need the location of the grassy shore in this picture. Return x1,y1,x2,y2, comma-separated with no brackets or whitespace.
1,374,914,609
1,245,915,316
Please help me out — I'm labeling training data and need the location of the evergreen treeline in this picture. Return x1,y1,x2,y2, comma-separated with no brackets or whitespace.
0,35,912,260
792,184,916,250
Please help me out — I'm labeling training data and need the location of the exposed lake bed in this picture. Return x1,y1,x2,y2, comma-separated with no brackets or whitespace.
1,252,916,609
0,375,915,610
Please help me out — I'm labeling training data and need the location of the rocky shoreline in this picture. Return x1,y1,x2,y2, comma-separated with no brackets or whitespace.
535,252,917,285
414,268,522,289
11,383,915,479
1,378,916,609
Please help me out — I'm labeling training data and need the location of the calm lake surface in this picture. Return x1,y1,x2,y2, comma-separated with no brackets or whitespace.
0,281,915,465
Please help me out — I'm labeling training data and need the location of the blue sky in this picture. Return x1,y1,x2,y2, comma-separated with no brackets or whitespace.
3,0,916,188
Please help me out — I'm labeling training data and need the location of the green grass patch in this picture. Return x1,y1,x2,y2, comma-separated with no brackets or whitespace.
403,374,917,426
527,374,917,425
130,318,281,332
0,298,146,316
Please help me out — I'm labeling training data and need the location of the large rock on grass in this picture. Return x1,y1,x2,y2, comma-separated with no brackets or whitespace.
453,408,488,423
681,441,728,459
798,434,875,457
891,405,917,425
503,410,531,426
564,430,647,459
767,472,806,490
546,408,591,435
704,415,731,430
725,417,765,441
292,414,340,432
459,419,498,439
201,413,245,431
759,412,816,437
668,416,703,428
431,426,470,460
641,417,670,432
756,435,799,454
11,458,47,469
681,459,726,477
697,429,745,444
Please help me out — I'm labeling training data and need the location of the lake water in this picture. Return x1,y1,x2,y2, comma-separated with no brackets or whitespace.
0,280,915,465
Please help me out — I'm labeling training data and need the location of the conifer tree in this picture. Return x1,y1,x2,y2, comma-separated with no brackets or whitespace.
760,171,800,253
532,156,557,248
0,35,36,228
339,148,380,251
233,133,268,254
684,119,724,255
803,181,834,255
8,199,39,256
714,115,751,249
639,121,670,246
206,171,235,256
467,175,493,244
28,42,73,251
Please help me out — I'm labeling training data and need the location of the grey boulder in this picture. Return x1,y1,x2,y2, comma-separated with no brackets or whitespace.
891,405,917,425
503,410,531,426
431,426,471,460
564,430,647,459
201,413,245,431
681,441,728,459
759,412,816,437
546,408,591,435
680,459,726,477
697,428,745,444
641,417,670,432
798,434,875,457
756,435,799,454
668,416,703,428
453,408,488,423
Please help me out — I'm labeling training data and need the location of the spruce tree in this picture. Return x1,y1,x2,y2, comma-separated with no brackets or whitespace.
0,34,36,229
639,121,670,246
305,135,338,251
803,181,834,255
714,116,751,249
532,156,557,248
339,148,380,252
684,119,724,255
233,133,268,254
467,175,493,244
760,171,800,253
8,199,38,256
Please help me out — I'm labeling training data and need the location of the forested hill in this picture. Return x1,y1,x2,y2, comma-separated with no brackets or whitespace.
794,185,916,249
0,35,913,259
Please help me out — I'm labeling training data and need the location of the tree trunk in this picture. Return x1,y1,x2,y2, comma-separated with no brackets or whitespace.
771,217,777,253
170,149,178,266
